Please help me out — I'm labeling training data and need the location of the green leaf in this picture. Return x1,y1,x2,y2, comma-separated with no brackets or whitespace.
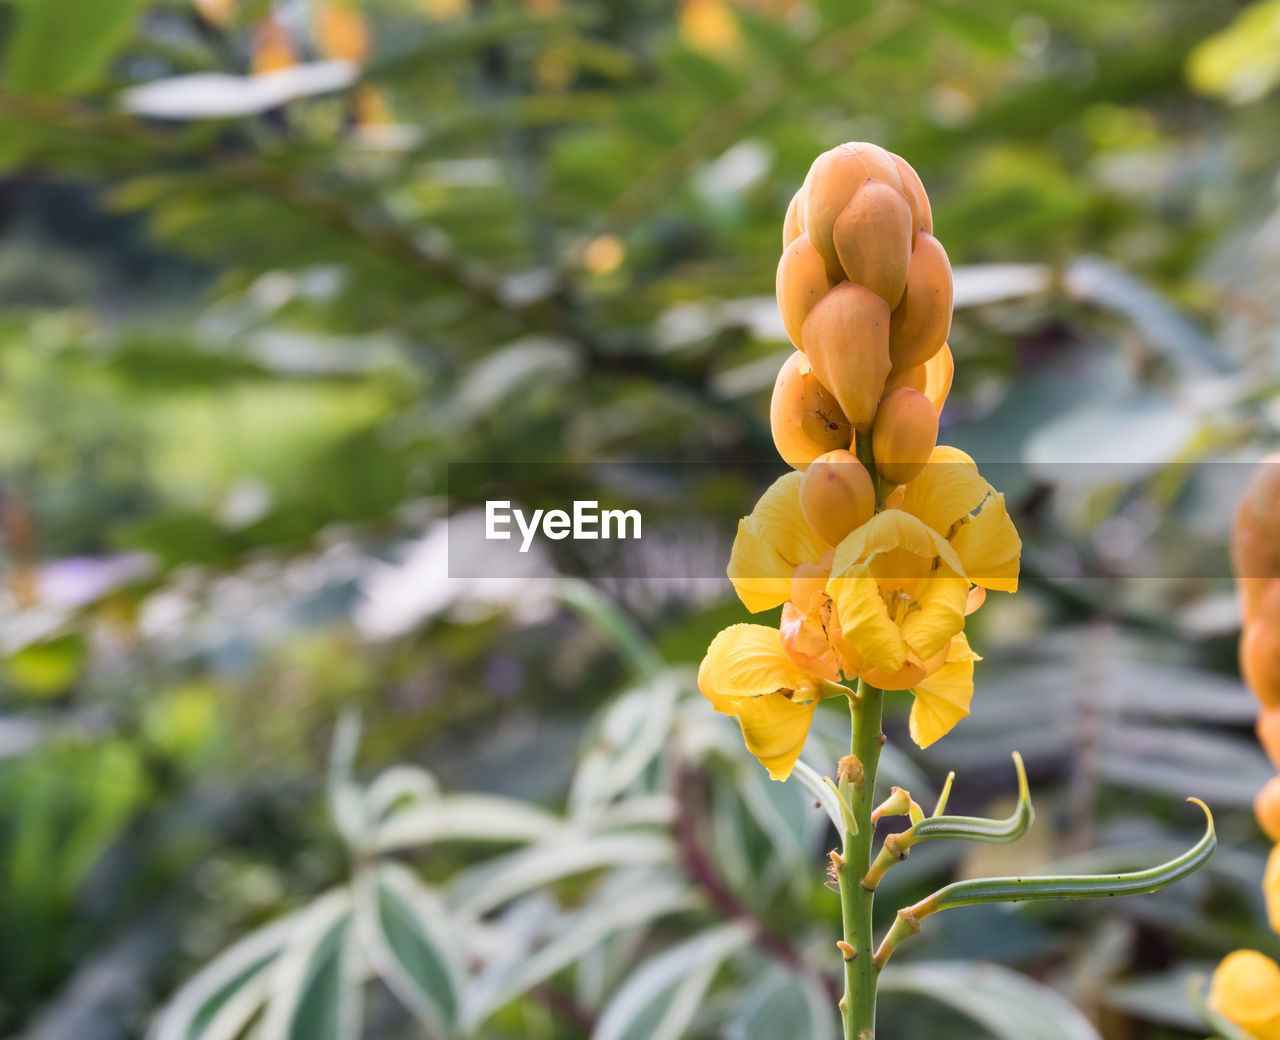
880,961,1102,1040
361,863,461,1035
4,0,145,94
789,760,848,839
591,924,750,1040
727,967,836,1040
259,892,359,1040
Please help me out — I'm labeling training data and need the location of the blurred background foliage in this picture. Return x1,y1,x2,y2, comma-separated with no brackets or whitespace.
2,0,1280,1037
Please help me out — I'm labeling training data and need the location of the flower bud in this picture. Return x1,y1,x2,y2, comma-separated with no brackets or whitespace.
833,179,913,308
890,152,933,242
800,282,892,432
783,187,805,247
888,232,953,373
1242,616,1280,707
776,233,832,350
1259,706,1280,768
883,362,927,397
923,343,954,414
803,142,905,282
770,351,852,470
872,388,939,486
1258,775,1280,843
1209,950,1280,1040
799,449,875,547
1234,456,1280,622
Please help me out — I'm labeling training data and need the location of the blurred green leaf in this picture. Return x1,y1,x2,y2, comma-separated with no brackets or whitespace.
3,0,145,94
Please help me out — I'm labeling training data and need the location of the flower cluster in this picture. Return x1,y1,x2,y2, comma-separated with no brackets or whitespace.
1210,456,1280,1038
699,142,1021,781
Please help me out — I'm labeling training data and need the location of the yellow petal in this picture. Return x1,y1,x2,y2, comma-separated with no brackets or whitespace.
900,567,970,662
700,623,819,704
828,562,907,673
950,491,1022,593
908,633,980,749
727,472,828,612
729,691,818,781
900,446,987,536
829,511,966,672
1210,949,1280,1040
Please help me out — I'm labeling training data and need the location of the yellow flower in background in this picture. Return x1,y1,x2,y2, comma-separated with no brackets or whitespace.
727,471,829,612
316,1,371,64
251,16,297,76
679,0,741,57
1210,949,1280,1039
699,623,836,780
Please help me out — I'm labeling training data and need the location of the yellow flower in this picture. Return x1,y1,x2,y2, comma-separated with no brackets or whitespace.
699,623,834,780
827,510,971,677
1267,843,1280,933
1210,949,1280,1040
896,445,1021,593
726,472,829,612
909,632,981,749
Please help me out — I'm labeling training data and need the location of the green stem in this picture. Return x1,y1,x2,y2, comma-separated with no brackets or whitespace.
838,681,884,1040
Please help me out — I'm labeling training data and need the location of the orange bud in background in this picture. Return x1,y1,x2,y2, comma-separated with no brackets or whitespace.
776,233,832,350
799,449,876,547
801,282,892,432
783,188,805,247
888,231,953,372
1242,617,1280,707
803,143,905,281
872,388,939,486
922,343,954,414
316,2,371,63
890,152,933,242
1258,776,1280,842
833,179,913,308
1234,456,1280,622
1259,706,1280,768
770,351,852,471
251,16,298,75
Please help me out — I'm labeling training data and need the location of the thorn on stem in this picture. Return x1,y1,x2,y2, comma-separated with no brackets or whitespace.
837,940,857,962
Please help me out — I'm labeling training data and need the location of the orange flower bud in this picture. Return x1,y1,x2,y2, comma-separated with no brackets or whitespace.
1235,456,1280,622
770,351,852,470
316,2,371,63
883,362,927,396
800,282,892,432
1259,706,1280,768
803,143,904,281
833,179,913,308
872,388,939,486
799,449,875,547
922,343,954,414
1242,616,1280,708
888,232,953,373
1258,775,1280,842
251,16,297,75
776,233,832,350
783,187,805,248
890,152,933,243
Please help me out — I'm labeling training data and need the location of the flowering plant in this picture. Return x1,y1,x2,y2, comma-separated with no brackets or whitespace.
700,142,1218,1040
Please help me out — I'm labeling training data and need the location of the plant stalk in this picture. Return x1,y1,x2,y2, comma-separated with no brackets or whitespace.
838,680,884,1039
